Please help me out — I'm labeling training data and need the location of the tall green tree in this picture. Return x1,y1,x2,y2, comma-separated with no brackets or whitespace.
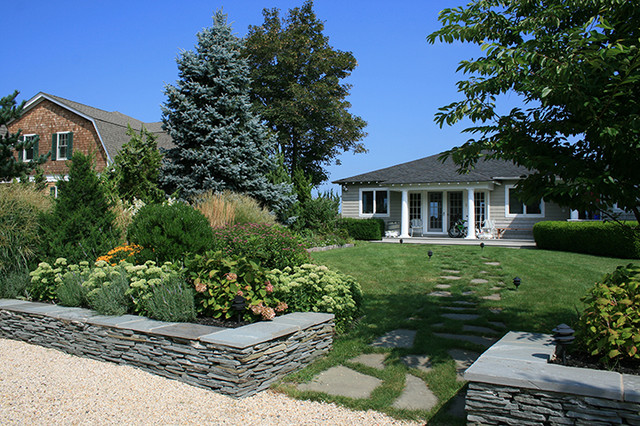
161,10,294,214
427,0,640,223
0,91,49,181
107,124,164,204
245,0,367,186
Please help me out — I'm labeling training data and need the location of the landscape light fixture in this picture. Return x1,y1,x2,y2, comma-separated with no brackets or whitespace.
232,295,247,323
428,250,433,260
480,242,485,250
399,238,403,244
552,323,575,365
513,277,521,290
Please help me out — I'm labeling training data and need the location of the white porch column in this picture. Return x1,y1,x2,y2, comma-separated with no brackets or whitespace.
570,210,580,220
400,190,410,238
466,188,476,239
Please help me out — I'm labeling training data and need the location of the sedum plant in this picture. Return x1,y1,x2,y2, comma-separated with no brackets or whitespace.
577,264,640,365
268,264,363,333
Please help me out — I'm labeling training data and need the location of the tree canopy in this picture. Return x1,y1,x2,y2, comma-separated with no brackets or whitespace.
427,0,640,222
245,0,367,186
161,11,294,213
0,91,49,181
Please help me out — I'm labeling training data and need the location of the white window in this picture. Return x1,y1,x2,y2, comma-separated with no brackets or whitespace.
360,189,389,216
21,134,37,162
56,132,70,160
506,186,544,217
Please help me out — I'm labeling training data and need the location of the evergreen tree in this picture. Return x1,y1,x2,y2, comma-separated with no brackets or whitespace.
107,124,164,204
160,10,294,213
39,153,120,263
245,0,367,186
0,91,49,181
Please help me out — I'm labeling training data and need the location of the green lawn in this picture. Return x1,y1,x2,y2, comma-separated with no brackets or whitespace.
273,242,630,424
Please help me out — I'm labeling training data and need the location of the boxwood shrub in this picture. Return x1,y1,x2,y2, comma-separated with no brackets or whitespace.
533,221,640,259
337,218,384,240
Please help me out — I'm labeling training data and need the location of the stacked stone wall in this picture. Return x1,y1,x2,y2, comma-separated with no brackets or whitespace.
0,305,333,398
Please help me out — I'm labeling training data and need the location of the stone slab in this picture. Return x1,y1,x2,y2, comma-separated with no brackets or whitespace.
452,300,477,306
371,329,417,349
86,314,147,328
393,374,438,411
435,333,496,348
151,323,225,340
441,313,480,321
200,321,300,348
115,318,178,333
350,354,386,370
623,374,640,403
435,284,451,289
489,308,502,314
428,291,452,298
463,325,500,335
0,301,56,314
441,276,461,280
482,293,502,301
50,307,101,322
484,262,501,266
464,332,625,401
488,321,506,328
462,291,475,296
297,366,382,399
470,279,489,284
0,299,27,308
271,312,334,330
442,269,460,274
442,307,470,312
400,354,432,373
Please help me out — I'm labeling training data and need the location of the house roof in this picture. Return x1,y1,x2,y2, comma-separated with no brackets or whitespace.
22,92,173,163
333,152,530,185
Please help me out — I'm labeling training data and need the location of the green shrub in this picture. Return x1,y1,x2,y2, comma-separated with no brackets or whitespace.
186,251,286,321
38,153,121,264
576,264,640,365
211,223,309,269
85,265,131,316
56,272,88,307
127,202,214,263
533,221,640,259
143,275,196,322
0,184,52,274
0,268,31,299
195,190,276,228
337,218,384,240
297,228,352,249
268,264,363,333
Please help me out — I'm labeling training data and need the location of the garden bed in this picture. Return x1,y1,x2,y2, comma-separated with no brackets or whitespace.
0,299,334,398
464,332,640,424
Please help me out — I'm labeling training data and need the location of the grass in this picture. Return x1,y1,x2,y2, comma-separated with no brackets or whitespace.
272,241,630,424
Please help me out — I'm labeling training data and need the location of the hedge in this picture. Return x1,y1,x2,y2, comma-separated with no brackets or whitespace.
337,218,385,240
533,221,640,259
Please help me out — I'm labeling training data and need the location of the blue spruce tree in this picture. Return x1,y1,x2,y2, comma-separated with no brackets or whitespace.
160,11,294,213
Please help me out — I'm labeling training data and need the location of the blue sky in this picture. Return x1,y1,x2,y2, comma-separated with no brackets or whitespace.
2,0,483,192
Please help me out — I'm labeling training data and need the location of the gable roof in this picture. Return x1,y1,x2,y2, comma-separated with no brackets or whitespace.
22,92,173,163
333,152,530,185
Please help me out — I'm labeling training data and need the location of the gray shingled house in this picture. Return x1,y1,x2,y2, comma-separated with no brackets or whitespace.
333,153,573,239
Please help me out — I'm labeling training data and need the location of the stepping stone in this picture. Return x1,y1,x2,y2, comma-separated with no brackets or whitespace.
470,279,489,284
442,306,469,312
482,293,501,301
462,325,500,335
297,366,382,399
447,349,481,380
350,353,386,370
490,286,502,291
442,269,460,274
371,329,417,348
440,313,480,321
431,322,445,328
462,291,475,296
489,321,506,328
440,275,462,280
435,284,451,289
484,262,501,266
428,291,452,298
393,374,438,411
479,270,488,274
489,308,503,314
400,354,433,373
434,333,496,348
452,300,476,306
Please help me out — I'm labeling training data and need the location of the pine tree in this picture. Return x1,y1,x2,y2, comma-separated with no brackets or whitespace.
160,10,294,213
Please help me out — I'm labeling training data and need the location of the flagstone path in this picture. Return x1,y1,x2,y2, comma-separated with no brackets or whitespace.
296,258,510,422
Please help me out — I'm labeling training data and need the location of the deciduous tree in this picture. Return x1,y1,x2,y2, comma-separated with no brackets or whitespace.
427,0,640,222
245,0,367,186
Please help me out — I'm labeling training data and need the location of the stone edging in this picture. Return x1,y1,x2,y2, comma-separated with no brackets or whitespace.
0,299,334,398
306,243,354,253
464,331,640,424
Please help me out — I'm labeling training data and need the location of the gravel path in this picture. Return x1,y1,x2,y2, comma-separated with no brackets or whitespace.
0,338,420,425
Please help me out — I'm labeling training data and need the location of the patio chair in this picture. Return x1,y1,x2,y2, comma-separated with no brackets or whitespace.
477,219,497,239
410,219,423,237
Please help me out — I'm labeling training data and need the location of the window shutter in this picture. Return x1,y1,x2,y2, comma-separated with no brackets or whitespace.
18,136,23,161
67,132,73,158
51,134,57,161
34,136,39,157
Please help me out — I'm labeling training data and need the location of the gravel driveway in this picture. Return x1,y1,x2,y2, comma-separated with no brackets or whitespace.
0,338,419,425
